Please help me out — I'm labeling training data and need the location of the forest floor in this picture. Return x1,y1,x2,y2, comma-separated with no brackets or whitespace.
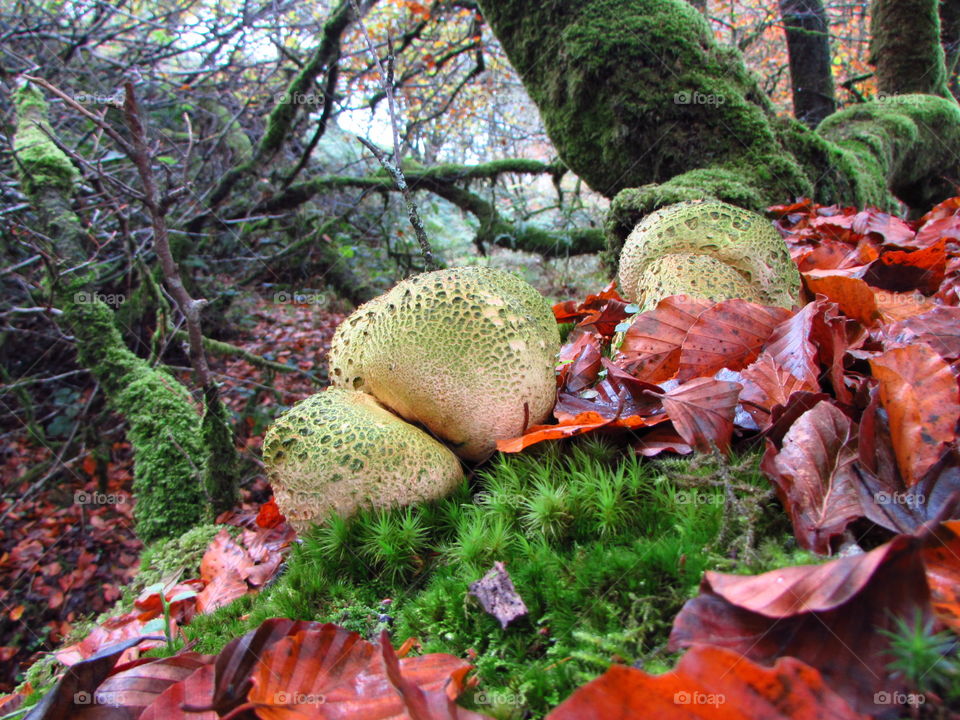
0,297,343,692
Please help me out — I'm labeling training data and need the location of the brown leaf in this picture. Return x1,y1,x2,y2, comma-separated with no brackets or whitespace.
468,562,527,629
71,653,212,720
546,647,865,720
616,296,711,382
739,352,820,429
25,637,161,720
247,625,375,719
668,533,932,714
660,378,741,454
922,519,960,633
762,302,821,389
862,238,948,295
869,344,960,486
139,663,217,720
760,401,862,554
676,300,792,382
881,306,960,361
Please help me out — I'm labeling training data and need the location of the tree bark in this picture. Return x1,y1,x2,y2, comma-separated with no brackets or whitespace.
942,0,960,98
476,0,960,257
870,0,953,99
779,0,836,127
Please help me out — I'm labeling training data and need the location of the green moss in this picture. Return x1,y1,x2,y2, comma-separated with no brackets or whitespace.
818,95,960,209
477,0,807,199
12,83,78,195
64,296,209,541
181,442,800,717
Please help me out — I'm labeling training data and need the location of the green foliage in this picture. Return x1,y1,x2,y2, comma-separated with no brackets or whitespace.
881,609,960,703
182,442,800,717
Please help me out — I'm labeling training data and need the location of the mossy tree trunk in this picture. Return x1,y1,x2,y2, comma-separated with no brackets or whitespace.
870,0,953,99
13,82,211,542
779,0,836,127
475,0,960,256
940,0,960,98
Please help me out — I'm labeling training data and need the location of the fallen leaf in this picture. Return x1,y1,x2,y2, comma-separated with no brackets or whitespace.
660,378,741,454
669,533,932,714
546,646,865,720
869,344,960,486
760,401,862,554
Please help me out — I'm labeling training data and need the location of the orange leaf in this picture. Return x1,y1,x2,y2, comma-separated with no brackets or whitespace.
802,272,880,326
869,345,960,486
547,647,864,720
922,520,960,633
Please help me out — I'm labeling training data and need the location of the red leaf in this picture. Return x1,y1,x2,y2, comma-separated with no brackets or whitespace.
760,401,862,554
740,352,820,429
616,295,711,382
256,498,285,529
869,344,960,486
140,663,217,720
669,533,932,714
677,299,792,381
660,378,741,454
762,302,821,388
546,647,865,720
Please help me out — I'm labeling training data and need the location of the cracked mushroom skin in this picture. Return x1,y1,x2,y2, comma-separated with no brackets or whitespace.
617,200,801,310
328,267,560,462
262,388,463,531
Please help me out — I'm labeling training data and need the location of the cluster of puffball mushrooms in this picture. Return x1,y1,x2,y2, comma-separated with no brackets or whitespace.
263,201,801,532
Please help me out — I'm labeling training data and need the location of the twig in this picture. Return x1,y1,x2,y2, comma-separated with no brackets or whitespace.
348,0,439,271
121,81,214,389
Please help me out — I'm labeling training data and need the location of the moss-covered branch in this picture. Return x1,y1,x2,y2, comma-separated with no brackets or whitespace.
13,81,210,542
249,158,600,256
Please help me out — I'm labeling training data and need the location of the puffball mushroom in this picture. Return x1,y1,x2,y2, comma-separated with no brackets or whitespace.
618,200,801,310
262,388,463,532
328,266,560,462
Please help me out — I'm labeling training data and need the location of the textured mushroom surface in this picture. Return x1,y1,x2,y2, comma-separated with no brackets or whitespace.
618,200,801,310
328,266,560,461
262,388,463,531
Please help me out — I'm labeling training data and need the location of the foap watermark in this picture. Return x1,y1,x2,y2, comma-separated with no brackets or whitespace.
674,691,726,707
275,692,326,706
73,92,122,105
474,690,526,707
674,90,725,106
675,490,723,506
273,291,326,305
75,490,127,506
274,92,324,107
473,490,525,507
875,92,927,106
874,491,925,508
874,690,925,708
74,690,133,706
74,292,126,308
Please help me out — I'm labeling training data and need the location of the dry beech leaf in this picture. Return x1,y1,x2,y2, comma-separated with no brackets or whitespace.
669,533,932,714
760,401,862,554
869,344,960,486
546,646,865,720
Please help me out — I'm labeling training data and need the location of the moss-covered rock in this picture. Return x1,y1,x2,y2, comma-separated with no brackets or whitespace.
617,200,801,310
262,388,464,531
328,267,560,461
